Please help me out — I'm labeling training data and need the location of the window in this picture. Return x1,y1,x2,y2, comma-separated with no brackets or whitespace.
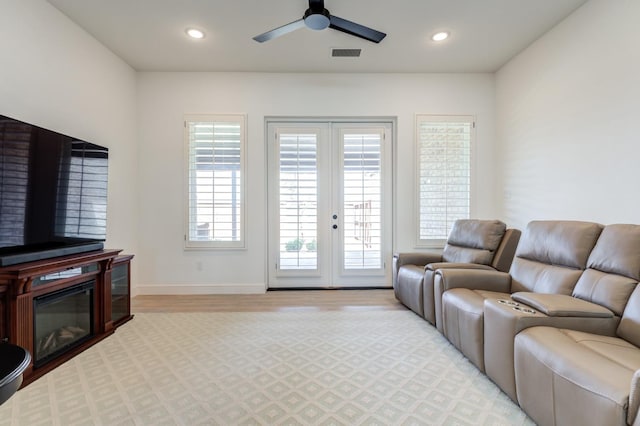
185,114,246,249
416,115,473,247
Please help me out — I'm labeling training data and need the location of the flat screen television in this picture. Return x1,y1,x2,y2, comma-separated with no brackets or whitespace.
0,114,108,266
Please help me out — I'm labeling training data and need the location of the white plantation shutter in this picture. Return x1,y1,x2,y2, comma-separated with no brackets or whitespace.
277,132,318,270
341,130,383,269
416,115,473,246
185,115,246,248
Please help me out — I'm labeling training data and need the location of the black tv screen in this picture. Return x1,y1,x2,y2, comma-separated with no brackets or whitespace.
0,114,108,266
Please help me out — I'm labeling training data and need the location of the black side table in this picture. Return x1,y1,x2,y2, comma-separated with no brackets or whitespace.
0,343,31,405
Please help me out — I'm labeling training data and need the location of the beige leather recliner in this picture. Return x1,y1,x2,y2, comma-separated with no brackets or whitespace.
483,223,640,401
436,220,603,371
514,283,640,426
393,219,520,324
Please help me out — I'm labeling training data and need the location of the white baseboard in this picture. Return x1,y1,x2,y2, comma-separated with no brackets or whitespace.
132,283,266,296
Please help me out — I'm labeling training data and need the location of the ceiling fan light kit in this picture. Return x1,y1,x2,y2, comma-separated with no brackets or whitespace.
253,0,386,44
304,8,330,30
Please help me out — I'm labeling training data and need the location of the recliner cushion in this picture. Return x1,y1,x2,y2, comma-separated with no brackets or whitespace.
510,257,583,294
441,245,494,265
572,269,638,317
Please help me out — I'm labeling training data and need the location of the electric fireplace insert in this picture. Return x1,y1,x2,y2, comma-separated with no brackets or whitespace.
32,280,94,367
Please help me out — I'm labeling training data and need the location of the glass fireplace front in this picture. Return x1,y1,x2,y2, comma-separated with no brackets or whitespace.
33,280,94,367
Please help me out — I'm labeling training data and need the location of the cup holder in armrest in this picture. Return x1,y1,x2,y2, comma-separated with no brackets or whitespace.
498,299,519,307
512,306,536,314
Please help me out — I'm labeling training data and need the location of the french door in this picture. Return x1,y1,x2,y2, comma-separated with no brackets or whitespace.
267,120,393,288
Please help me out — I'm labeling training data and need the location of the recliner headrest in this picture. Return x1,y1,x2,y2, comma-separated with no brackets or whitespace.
587,224,640,280
515,221,603,269
447,219,506,251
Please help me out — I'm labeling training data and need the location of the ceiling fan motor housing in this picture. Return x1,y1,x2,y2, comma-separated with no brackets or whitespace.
304,8,331,30
253,0,385,44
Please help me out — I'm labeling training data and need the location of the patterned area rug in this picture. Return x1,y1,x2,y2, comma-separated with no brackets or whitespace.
0,311,533,425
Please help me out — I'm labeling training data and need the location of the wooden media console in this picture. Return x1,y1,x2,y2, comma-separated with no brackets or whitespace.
0,249,133,386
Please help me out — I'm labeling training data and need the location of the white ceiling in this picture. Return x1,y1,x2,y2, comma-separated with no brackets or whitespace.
47,0,589,73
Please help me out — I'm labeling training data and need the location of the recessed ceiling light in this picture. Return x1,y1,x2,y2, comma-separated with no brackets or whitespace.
431,31,449,42
186,28,205,39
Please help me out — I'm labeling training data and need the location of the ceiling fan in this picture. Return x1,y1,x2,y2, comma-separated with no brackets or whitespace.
253,0,386,44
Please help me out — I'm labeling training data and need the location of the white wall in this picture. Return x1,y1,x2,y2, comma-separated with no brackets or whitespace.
9,0,635,295
0,1,138,264
496,0,640,230
137,72,497,293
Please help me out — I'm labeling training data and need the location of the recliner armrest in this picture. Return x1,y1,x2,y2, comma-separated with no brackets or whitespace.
393,251,443,288
393,252,443,267
426,262,494,272
511,293,614,318
435,269,512,293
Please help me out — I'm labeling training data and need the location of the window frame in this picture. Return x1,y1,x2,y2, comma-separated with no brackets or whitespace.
414,114,475,248
184,114,247,250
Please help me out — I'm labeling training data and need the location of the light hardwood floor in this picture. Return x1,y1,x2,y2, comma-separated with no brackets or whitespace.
132,289,405,313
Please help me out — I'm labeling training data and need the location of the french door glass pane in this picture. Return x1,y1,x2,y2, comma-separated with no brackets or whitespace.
279,133,318,270
342,132,382,269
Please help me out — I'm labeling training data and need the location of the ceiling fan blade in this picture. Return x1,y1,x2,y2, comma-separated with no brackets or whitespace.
253,19,306,43
329,15,386,43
